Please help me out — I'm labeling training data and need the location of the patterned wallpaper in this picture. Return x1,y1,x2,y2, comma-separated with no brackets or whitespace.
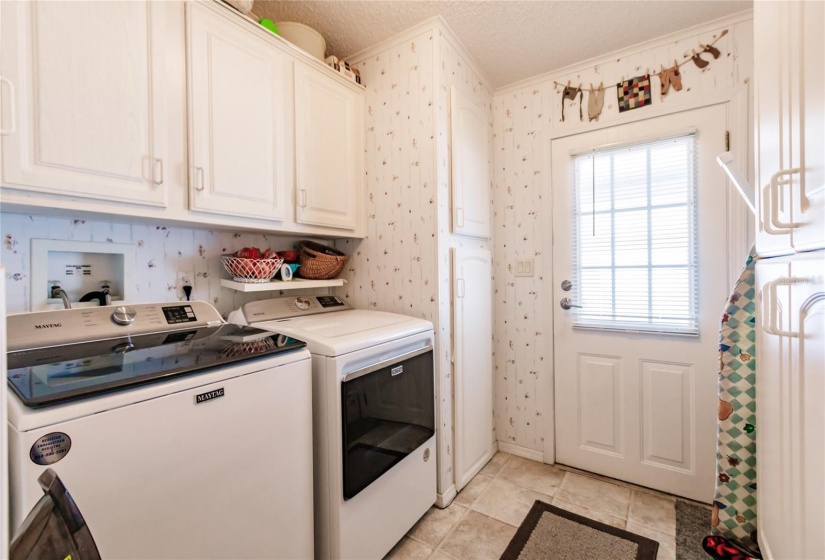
492,17,754,456
339,23,494,498
0,212,327,316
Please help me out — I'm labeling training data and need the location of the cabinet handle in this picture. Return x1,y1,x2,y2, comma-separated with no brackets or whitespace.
152,158,164,186
759,279,799,338
456,277,465,299
456,207,465,228
766,168,802,232
0,76,16,135
193,166,204,191
300,189,308,208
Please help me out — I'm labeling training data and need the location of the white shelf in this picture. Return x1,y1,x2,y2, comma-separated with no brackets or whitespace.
220,278,346,292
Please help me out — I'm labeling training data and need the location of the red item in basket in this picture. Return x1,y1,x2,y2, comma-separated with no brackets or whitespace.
279,250,299,263
236,247,262,259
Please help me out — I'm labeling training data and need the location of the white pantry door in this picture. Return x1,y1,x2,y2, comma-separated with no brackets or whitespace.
552,105,729,501
452,248,494,491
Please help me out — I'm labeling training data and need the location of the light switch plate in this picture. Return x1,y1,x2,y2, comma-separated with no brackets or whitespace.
515,258,534,277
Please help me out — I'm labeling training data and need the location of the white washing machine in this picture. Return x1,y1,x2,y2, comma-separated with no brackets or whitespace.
230,295,437,560
6,301,314,559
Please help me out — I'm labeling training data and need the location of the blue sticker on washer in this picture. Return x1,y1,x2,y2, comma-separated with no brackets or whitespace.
30,432,71,465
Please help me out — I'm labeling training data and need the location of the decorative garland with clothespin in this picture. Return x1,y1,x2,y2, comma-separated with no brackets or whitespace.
552,28,729,119
559,80,583,122
654,29,728,96
588,82,605,121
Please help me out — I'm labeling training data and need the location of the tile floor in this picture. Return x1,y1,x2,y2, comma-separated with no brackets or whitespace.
385,452,690,560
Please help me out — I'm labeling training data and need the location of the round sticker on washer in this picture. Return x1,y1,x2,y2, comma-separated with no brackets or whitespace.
30,432,71,465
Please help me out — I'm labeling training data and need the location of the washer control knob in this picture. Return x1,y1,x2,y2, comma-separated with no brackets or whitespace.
294,296,311,311
111,306,137,326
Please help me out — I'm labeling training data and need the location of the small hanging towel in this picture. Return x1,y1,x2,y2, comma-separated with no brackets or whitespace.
711,247,760,556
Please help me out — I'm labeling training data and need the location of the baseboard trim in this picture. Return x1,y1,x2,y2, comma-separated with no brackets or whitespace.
497,442,545,463
436,485,457,509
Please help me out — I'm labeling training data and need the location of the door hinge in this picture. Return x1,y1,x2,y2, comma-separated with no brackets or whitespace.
725,130,730,152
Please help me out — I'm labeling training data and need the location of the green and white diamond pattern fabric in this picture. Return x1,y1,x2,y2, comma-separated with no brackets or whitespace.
712,249,759,553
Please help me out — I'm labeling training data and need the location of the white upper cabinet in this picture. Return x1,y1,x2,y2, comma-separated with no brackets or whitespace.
754,0,825,256
186,2,290,221
450,87,491,239
294,63,363,231
0,1,168,206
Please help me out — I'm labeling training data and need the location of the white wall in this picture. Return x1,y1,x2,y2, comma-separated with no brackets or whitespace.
0,211,323,316
492,12,754,457
338,19,494,498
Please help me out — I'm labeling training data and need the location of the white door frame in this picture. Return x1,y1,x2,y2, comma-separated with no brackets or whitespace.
541,85,752,464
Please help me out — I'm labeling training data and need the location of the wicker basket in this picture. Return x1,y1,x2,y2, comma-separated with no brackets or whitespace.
297,241,347,279
221,255,284,283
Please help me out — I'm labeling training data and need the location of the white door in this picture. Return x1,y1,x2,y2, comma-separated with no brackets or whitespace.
754,0,825,257
294,63,362,230
186,2,289,221
452,247,494,491
0,1,168,206
552,105,730,501
756,252,825,560
450,87,491,239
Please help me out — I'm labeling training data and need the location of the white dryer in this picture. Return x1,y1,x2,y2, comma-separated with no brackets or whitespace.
230,295,437,560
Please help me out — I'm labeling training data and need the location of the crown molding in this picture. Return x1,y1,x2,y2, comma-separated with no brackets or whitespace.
346,15,442,65
346,15,493,93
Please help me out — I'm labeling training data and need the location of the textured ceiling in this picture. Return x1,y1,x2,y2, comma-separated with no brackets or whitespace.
253,1,751,88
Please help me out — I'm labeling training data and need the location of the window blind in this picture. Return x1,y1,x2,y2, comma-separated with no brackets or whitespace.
571,133,699,335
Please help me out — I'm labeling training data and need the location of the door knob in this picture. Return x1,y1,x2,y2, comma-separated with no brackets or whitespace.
561,280,572,291
560,297,582,310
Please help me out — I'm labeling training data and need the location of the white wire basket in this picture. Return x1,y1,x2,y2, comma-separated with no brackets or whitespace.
221,256,284,283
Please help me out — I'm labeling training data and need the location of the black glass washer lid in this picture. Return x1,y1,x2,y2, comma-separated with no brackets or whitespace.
7,324,306,408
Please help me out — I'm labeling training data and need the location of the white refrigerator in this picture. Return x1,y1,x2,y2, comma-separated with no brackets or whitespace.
752,2,825,558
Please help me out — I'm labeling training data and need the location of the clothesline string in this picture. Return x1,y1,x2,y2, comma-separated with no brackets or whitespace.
552,28,728,90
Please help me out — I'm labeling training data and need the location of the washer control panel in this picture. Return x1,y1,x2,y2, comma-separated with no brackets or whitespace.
162,305,198,324
6,301,224,352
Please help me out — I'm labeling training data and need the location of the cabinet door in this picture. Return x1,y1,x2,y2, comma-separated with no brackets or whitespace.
0,1,167,206
294,63,362,230
186,2,289,221
755,257,794,559
789,1,825,252
754,1,825,256
789,255,825,559
450,87,491,239
756,253,825,560
452,247,494,491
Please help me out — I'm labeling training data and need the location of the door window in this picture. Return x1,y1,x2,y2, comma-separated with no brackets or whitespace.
571,134,699,335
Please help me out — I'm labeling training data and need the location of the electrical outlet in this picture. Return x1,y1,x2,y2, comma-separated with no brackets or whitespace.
177,270,194,300
515,258,534,277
